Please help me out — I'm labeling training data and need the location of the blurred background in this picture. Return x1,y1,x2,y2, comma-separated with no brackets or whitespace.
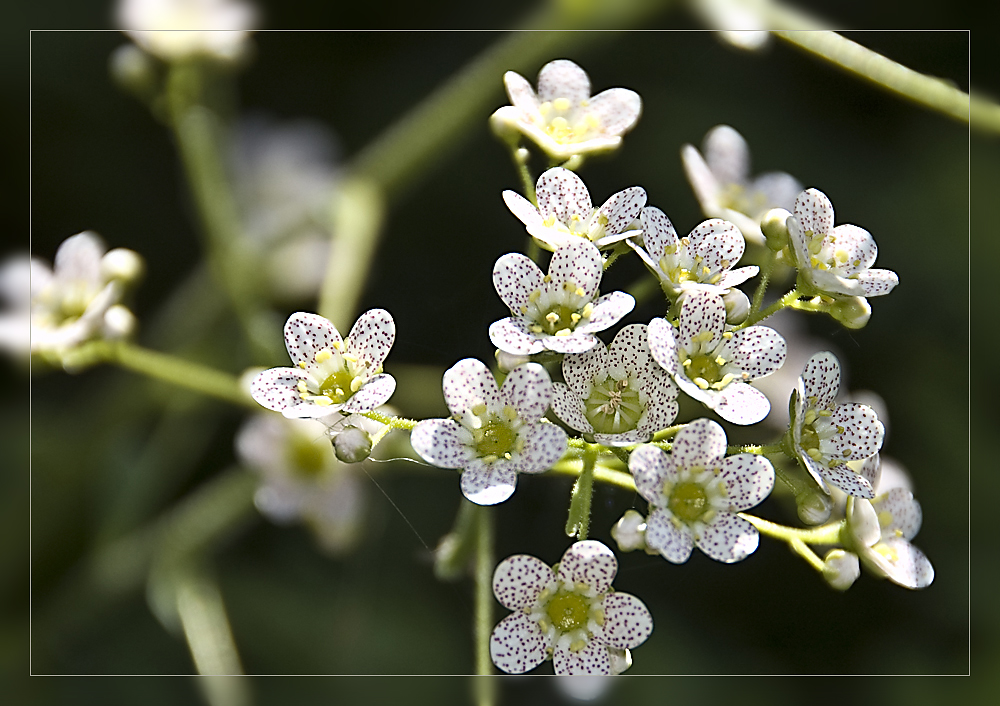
4,0,994,704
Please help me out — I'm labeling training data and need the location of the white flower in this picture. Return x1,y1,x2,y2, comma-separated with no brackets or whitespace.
791,352,884,498
628,208,758,299
489,540,652,675
410,359,566,506
844,489,934,589
647,290,786,425
117,0,257,62
491,59,642,161
629,419,775,564
787,188,898,299
28,232,143,359
503,168,645,251
0,255,33,360
250,310,396,420
550,324,678,447
682,125,802,245
490,240,634,355
236,413,370,554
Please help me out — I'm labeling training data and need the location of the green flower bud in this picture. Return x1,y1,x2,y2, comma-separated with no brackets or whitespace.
796,485,833,525
760,208,791,252
722,288,750,325
829,296,871,329
332,426,372,464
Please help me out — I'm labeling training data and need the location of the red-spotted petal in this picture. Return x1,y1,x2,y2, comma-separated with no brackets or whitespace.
670,418,727,469
516,422,568,474
536,59,590,104
597,186,646,238
639,206,679,260
828,403,884,460
490,611,548,674
712,382,771,426
461,460,518,506
410,418,474,469
557,540,617,593
794,188,835,238
864,537,934,589
284,312,342,366
719,453,774,512
823,462,876,499
696,512,759,563
722,325,786,380
644,508,694,563
562,343,607,396
628,444,671,506
493,554,554,610
873,487,922,541
346,308,394,369
857,268,898,297
547,239,602,297
537,168,593,225
553,640,611,676
500,362,552,421
551,382,593,434
678,290,725,350
800,351,840,409
443,358,501,416
597,592,653,650
342,374,396,414
647,317,679,375
250,367,307,411
493,252,544,313
587,87,642,136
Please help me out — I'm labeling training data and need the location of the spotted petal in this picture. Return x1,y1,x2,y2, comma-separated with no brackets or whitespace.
460,460,518,506
719,453,774,512
645,508,694,563
828,224,878,275
711,382,771,425
695,512,759,563
346,308,395,370
284,312,343,366
493,554,554,610
873,487,922,541
553,640,611,676
550,382,594,434
342,373,396,414
490,611,548,675
536,59,591,104
500,362,552,422
607,324,648,378
489,317,546,355
828,403,884,460
562,342,608,396
822,462,876,499
503,70,540,115
250,367,307,412
516,422,568,474
493,252,544,313
703,124,750,188
410,418,475,469
794,188,835,239
647,317,679,375
596,186,646,243
639,206,679,261
577,293,634,339
671,418,727,469
637,375,679,434
443,358,501,416
859,453,883,492
687,219,745,276
800,352,840,409
547,239,602,298
536,168,593,226
722,325,786,380
628,444,671,506
557,540,617,593
857,268,898,297
588,87,642,136
866,537,934,589
542,331,600,354
677,290,725,351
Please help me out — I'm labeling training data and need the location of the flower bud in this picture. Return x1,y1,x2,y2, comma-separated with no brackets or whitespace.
332,426,372,464
495,349,532,374
722,288,750,324
760,208,791,252
822,549,861,591
796,485,833,525
829,296,871,329
101,248,145,283
109,43,159,98
489,108,522,146
610,510,647,552
102,305,137,340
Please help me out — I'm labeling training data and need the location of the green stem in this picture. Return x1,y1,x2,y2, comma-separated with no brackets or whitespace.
740,512,844,545
737,288,800,328
510,143,537,205
173,563,247,678
550,459,636,493
652,425,685,442
564,443,598,539
750,248,777,315
728,442,785,455
789,537,826,573
602,241,630,271
474,505,496,701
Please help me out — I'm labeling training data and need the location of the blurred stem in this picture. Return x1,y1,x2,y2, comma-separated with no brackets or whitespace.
474,505,496,702
509,142,537,205
740,512,843,545
551,457,636,492
728,442,784,455
565,443,598,539
173,563,248,679
434,499,480,581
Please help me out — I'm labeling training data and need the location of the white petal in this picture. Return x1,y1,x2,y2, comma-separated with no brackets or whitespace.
536,168,593,226
503,190,544,230
341,374,396,413
719,454,774,511
866,537,934,589
722,325,786,380
639,206,679,261
678,290,725,350
284,312,342,366
586,87,642,136
829,223,877,274
489,318,545,355
628,444,671,506
597,592,653,650
823,463,876,499
857,268,898,297
346,309,395,370
503,70,539,114
636,376,679,434
250,367,307,412
859,453,883,492
461,461,518,505
490,612,548,674
557,540,618,593
800,351,840,409
607,323,647,377
829,403,884,461
717,266,759,289
577,291,634,335
443,358,501,416
647,316,679,375
500,362,552,422
410,418,474,469
597,186,646,238
493,252,544,313
670,418,727,469
493,554,554,610
872,487,922,541
703,124,750,188
593,429,652,447
696,512,759,563
516,422,568,474
687,218,745,276
794,188,835,238
751,172,803,212
645,508,694,563
553,640,611,676
543,331,600,354
712,382,771,425
681,143,722,213
547,239,602,297
550,382,593,434
536,59,590,103
282,401,343,419
562,342,609,395
53,231,104,284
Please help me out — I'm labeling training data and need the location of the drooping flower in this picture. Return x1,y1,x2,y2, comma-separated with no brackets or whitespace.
26,232,143,361
787,188,898,300
491,59,642,161
628,419,775,564
490,540,652,675
251,310,396,420
681,124,801,245
647,290,786,425
550,324,678,446
628,208,758,301
236,413,372,554
490,239,634,355
790,352,884,499
410,359,566,506
503,168,645,251
117,0,257,62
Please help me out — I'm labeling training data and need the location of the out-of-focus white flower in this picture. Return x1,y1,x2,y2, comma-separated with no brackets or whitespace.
232,116,339,303
682,125,801,245
690,0,772,51
490,540,652,675
236,413,372,554
490,240,634,355
117,0,257,62
0,255,32,361
410,359,566,506
503,167,645,251
491,59,642,162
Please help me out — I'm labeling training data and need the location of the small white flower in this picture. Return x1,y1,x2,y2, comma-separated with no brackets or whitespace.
648,291,786,425
628,208,758,299
503,167,645,251
490,540,652,675
490,240,634,355
27,232,143,359
791,352,884,499
250,310,396,420
629,419,775,564
236,414,370,554
787,188,898,299
0,255,33,360
491,59,642,161
410,359,566,506
682,125,802,245
117,0,257,62
610,509,648,553
844,489,934,589
551,324,678,446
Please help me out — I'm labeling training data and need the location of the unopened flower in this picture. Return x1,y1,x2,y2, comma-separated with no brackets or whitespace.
628,208,758,301
491,240,634,355
629,419,775,564
648,290,785,425
491,59,642,161
844,489,934,589
251,310,396,420
236,414,370,554
790,352,884,498
682,125,801,245
117,0,257,62
503,168,645,251
787,188,898,301
490,540,652,675
26,232,143,360
410,359,566,505
550,324,678,446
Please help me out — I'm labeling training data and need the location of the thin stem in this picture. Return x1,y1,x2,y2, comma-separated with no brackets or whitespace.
602,241,630,271
652,424,685,442
789,537,826,573
362,410,419,431
728,442,785,455
509,143,537,205
174,563,247,678
740,512,844,545
564,444,598,539
750,249,777,315
550,459,637,493
473,505,496,704
737,288,800,328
